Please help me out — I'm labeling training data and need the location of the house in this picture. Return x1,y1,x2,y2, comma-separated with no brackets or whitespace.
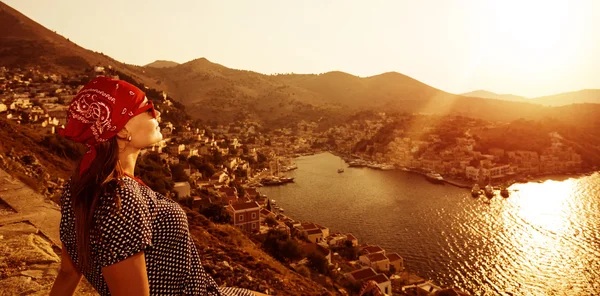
402,281,443,296
345,267,377,283
259,208,276,219
386,252,404,272
218,187,238,204
359,252,390,272
363,273,392,295
225,201,261,232
346,233,359,247
173,182,191,198
306,228,324,243
191,196,213,210
245,188,260,200
434,288,471,296
326,233,347,247
300,222,330,238
361,245,385,255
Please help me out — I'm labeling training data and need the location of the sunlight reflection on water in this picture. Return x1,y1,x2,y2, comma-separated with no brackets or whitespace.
260,153,600,295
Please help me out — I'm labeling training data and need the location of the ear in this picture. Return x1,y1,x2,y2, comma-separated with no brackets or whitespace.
116,127,129,140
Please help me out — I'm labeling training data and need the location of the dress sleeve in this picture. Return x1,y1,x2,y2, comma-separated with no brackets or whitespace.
95,183,153,268
59,181,76,246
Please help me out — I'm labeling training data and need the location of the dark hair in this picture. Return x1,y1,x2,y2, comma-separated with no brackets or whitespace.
70,137,124,272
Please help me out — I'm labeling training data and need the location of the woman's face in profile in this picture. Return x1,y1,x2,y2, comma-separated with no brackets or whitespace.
124,97,163,148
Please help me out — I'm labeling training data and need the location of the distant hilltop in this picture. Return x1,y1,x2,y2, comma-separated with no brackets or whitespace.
461,90,529,103
145,60,180,68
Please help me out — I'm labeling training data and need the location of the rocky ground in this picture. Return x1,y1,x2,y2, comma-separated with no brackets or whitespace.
0,168,96,295
0,167,336,295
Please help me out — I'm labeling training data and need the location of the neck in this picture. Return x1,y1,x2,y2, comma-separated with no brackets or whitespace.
118,148,140,176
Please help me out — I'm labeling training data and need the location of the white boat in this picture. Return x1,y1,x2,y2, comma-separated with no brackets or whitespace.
484,185,494,198
425,172,444,184
471,184,481,197
380,164,395,170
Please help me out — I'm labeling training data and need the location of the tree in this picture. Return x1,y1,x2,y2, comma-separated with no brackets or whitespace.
262,229,303,262
307,251,328,274
200,204,231,224
232,182,245,198
265,216,278,227
170,164,189,182
295,265,310,278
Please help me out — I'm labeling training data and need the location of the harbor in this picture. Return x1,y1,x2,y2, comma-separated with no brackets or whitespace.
259,152,600,295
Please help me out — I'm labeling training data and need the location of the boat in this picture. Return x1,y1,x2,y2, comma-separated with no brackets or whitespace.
279,208,285,212
500,186,509,198
261,154,295,186
380,164,395,170
338,157,345,173
337,168,345,173
425,172,445,184
471,184,481,197
484,184,494,198
261,176,294,186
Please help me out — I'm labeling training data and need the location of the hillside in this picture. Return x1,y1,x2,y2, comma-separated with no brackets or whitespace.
532,89,600,106
145,60,180,68
0,108,335,295
461,90,529,102
0,1,160,90
3,1,600,131
146,59,564,127
143,58,342,127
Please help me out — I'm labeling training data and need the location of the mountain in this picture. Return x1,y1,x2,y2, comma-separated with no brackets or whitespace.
0,1,160,89
532,89,600,106
461,90,529,102
146,59,560,127
3,1,600,130
145,60,179,68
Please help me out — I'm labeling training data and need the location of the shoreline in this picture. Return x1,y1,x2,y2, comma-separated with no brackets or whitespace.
314,150,599,190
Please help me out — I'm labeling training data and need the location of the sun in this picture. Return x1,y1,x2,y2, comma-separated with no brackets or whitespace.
479,1,578,74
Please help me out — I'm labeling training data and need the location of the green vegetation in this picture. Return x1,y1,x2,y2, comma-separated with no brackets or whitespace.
200,204,232,224
262,229,304,262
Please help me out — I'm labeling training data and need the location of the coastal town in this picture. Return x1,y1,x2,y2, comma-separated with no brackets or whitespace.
1,65,596,295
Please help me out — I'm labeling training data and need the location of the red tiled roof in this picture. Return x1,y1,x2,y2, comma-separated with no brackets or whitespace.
349,268,377,281
363,273,389,284
386,253,402,262
362,246,384,254
347,234,358,241
366,253,387,262
260,208,273,216
229,201,260,211
301,222,318,230
306,229,323,235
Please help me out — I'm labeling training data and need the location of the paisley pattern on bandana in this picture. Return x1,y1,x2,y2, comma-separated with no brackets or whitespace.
69,94,117,142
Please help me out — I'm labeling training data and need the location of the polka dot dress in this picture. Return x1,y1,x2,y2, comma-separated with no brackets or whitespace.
60,176,255,296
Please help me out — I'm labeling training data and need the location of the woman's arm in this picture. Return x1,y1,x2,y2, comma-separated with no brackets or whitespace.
102,251,150,296
49,244,82,296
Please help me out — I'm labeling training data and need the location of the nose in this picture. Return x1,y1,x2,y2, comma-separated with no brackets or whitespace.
154,109,161,119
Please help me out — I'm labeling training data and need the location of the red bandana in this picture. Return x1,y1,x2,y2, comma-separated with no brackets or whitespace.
59,76,156,174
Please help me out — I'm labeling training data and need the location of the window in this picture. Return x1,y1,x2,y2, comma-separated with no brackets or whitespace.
239,214,244,221
385,287,388,294
251,212,257,219
252,223,256,229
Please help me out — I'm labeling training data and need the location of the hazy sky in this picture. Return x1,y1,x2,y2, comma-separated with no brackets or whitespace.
5,0,600,97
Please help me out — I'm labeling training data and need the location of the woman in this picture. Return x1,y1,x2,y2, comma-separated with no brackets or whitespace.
50,77,256,295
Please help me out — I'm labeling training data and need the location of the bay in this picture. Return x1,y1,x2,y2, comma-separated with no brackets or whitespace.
259,152,600,295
